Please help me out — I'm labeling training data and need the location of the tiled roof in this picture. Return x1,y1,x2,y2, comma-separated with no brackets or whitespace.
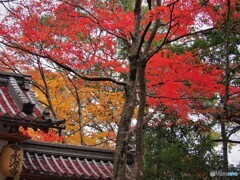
20,141,133,180
0,71,134,179
0,71,65,140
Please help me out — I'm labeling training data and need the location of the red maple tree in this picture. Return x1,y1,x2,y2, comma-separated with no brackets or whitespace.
0,0,238,178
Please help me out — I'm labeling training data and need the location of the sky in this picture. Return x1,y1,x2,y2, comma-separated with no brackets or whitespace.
229,145,240,166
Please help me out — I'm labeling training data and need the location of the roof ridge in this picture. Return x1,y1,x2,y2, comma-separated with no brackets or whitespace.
21,141,116,162
7,77,35,114
22,140,114,152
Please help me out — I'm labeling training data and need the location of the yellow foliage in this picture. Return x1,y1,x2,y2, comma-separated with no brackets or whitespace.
30,70,124,148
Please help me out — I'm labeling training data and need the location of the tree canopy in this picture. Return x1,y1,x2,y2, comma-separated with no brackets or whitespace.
0,0,239,179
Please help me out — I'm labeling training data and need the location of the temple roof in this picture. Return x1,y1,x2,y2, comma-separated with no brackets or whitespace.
0,71,134,179
0,71,65,141
20,141,133,180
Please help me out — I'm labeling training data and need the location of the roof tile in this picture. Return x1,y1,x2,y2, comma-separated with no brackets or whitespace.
20,141,133,179
0,71,65,138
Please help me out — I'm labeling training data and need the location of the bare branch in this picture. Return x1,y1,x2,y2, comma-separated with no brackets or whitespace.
144,1,177,63
136,0,153,57
132,0,143,45
213,139,240,144
233,118,240,125
136,22,152,57
88,137,116,147
148,94,219,101
0,0,15,2
227,126,240,139
167,27,215,44
0,41,128,86
62,0,130,44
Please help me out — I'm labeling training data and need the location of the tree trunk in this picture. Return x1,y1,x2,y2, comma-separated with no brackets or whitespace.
133,64,146,180
72,79,85,145
37,59,57,118
75,91,85,145
221,0,231,177
113,64,137,179
221,120,228,174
